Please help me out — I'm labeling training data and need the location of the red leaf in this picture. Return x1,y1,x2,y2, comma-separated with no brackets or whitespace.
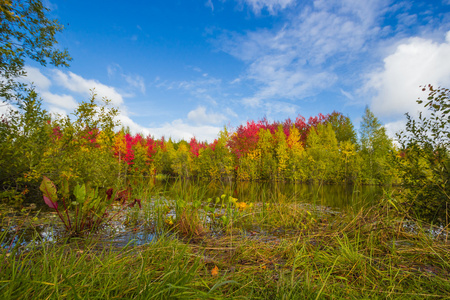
43,195,58,209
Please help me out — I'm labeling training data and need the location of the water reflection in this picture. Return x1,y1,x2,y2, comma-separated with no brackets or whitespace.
162,180,389,210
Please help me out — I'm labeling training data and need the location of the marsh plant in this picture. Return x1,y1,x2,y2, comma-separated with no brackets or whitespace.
40,176,141,235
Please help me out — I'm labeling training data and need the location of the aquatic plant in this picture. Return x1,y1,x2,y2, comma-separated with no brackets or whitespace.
39,176,140,235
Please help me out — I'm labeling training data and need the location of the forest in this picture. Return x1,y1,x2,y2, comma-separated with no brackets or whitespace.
2,86,449,222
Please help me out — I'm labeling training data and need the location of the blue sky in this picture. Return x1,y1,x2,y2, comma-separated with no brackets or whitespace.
16,0,450,141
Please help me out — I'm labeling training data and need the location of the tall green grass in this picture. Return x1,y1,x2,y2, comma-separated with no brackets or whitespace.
2,180,450,299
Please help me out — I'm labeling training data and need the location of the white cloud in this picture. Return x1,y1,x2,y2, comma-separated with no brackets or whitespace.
20,67,79,113
226,107,238,118
52,70,124,106
0,102,17,116
340,89,354,101
41,92,78,111
107,64,120,78
205,0,214,11
123,74,146,94
117,113,151,136
187,106,227,125
48,106,70,118
365,31,450,119
240,0,294,14
146,119,221,142
221,0,388,111
107,64,146,95
264,100,299,116
23,66,52,91
384,120,406,142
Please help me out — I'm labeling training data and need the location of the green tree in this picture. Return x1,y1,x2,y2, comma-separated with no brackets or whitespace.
286,125,306,181
0,89,50,201
359,107,393,184
326,111,357,145
172,141,192,178
197,127,233,180
0,0,71,102
275,124,289,180
257,128,276,180
306,123,340,183
339,140,361,183
39,93,120,188
397,85,450,223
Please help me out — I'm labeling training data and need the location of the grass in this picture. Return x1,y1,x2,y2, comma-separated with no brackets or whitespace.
1,181,450,299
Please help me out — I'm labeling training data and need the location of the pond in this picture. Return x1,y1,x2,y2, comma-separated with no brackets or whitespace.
1,180,391,250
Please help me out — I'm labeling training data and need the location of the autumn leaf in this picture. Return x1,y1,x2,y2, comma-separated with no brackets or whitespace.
211,265,219,276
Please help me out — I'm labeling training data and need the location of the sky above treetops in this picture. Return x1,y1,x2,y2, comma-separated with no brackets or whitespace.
14,0,450,142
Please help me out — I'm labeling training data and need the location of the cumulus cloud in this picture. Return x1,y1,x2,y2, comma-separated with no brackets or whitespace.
365,31,450,119
0,102,17,116
52,70,124,106
145,119,221,142
16,66,222,142
23,66,52,91
41,92,78,111
187,106,227,125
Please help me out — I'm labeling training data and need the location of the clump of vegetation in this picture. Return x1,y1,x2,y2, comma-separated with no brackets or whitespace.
40,176,140,236
1,198,450,299
397,85,450,223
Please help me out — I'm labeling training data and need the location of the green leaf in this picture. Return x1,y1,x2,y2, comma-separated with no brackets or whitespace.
61,178,70,199
73,184,86,204
40,176,58,203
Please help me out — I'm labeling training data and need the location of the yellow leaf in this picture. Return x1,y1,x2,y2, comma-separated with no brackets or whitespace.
211,265,219,276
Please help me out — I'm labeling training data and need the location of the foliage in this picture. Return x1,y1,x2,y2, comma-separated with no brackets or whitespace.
40,176,140,235
1,93,397,205
2,193,450,299
0,89,50,202
397,85,450,223
0,0,71,102
359,107,394,184
305,123,340,183
0,90,123,203
39,92,120,188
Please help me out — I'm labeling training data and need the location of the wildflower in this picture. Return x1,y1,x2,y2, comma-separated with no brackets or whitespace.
236,202,248,211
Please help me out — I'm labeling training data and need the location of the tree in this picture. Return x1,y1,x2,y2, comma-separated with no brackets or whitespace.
0,89,50,201
359,107,393,184
257,128,276,180
0,0,71,102
275,124,289,179
306,123,340,183
326,111,357,145
397,85,450,223
286,125,306,181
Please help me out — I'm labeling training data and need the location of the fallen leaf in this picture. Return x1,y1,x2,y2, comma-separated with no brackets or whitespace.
211,265,219,276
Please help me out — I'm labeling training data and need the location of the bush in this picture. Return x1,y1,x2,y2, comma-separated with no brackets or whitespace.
397,85,450,223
